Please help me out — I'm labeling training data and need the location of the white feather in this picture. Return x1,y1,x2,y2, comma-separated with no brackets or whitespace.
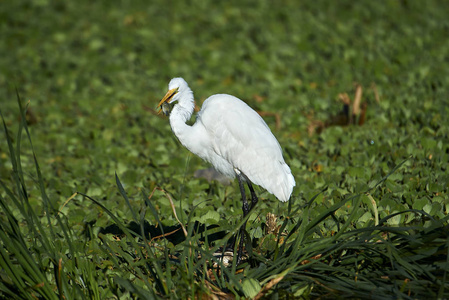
161,77,295,202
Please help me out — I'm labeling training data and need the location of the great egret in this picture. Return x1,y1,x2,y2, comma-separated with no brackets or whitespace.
158,77,295,263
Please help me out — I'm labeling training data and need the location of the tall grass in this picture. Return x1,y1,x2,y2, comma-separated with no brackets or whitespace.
1,95,448,298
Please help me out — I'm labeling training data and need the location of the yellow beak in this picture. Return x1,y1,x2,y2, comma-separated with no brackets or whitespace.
157,87,179,114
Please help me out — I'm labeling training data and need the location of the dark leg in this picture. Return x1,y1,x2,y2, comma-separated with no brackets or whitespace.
247,181,258,210
237,174,251,217
236,173,249,265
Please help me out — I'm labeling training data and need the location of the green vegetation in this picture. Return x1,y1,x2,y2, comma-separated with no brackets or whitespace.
1,0,448,298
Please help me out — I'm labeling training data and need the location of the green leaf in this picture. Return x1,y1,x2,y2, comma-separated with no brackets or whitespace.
242,278,261,299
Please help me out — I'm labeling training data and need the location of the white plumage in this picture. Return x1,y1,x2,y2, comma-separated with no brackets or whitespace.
158,77,295,202
158,77,295,263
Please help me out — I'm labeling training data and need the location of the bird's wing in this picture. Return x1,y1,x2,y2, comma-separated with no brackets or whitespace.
199,95,295,201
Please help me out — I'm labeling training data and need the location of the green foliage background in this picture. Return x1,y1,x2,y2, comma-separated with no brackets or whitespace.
0,0,448,298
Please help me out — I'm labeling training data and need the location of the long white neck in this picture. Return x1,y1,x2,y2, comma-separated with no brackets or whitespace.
169,88,196,147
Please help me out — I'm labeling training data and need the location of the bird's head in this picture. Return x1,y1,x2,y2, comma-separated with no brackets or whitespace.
157,77,188,116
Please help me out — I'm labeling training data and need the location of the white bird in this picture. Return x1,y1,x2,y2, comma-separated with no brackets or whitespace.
157,77,295,263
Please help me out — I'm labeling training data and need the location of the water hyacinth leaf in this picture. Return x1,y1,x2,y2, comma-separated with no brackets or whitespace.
242,278,261,299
